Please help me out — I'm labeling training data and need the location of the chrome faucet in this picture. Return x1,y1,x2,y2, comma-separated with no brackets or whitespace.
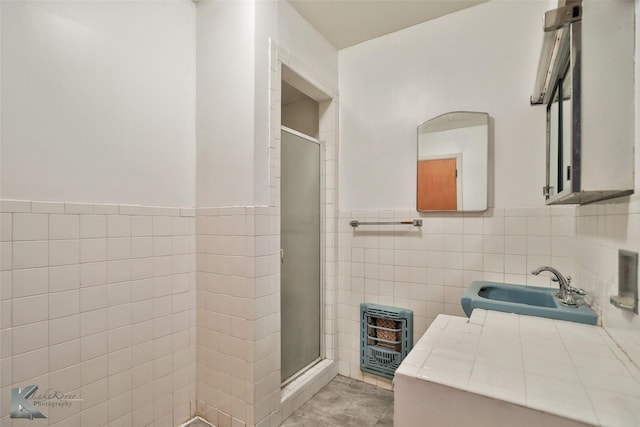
531,266,577,306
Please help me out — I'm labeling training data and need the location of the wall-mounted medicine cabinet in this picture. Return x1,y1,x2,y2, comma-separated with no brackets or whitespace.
531,0,635,205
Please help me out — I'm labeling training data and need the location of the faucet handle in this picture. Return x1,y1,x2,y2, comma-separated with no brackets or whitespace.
566,276,587,295
551,275,570,283
550,274,571,281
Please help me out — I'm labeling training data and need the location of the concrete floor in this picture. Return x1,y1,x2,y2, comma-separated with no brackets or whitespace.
281,375,394,427
184,375,394,427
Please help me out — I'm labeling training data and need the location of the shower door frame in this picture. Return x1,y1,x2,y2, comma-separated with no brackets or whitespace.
280,125,326,387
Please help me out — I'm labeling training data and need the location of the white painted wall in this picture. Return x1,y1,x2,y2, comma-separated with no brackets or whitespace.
196,0,256,207
253,0,278,207
1,0,196,207
276,1,339,92
636,0,639,201
339,0,548,210
196,0,337,208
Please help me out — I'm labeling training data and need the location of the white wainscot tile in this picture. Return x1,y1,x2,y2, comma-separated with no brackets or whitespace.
13,347,49,383
153,217,173,236
504,217,526,236
0,213,12,241
49,289,80,319
49,314,80,345
131,237,152,258
107,238,132,261
13,213,48,241
81,332,107,362
131,216,153,237
13,267,48,298
482,235,504,254
50,214,80,239
107,282,131,307
483,215,504,235
504,236,526,255
483,254,504,273
107,215,131,238
13,241,48,269
80,309,107,337
81,238,107,263
80,262,108,287
504,255,527,275
107,260,132,284
80,215,107,238
13,320,48,354
50,265,80,292
49,339,80,372
526,216,551,236
81,355,108,389
526,236,550,256
13,294,49,326
108,304,131,329
0,271,10,300
49,240,80,266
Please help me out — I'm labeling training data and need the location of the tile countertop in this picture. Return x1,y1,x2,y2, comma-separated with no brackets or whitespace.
395,310,640,426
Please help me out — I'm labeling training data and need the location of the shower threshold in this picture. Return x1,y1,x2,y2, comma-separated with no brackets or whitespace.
281,357,322,388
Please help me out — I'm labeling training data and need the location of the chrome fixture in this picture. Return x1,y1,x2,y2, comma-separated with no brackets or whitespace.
610,249,638,314
549,274,586,295
530,0,581,105
565,277,586,296
349,219,422,228
531,266,577,306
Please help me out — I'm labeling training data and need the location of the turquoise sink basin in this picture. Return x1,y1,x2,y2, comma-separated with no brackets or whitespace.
461,281,598,325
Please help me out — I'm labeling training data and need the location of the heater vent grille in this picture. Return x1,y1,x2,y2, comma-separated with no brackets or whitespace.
360,303,413,379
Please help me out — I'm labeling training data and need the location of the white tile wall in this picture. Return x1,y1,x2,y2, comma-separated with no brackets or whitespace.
337,199,640,389
337,206,577,384
196,206,266,427
573,200,640,362
0,200,196,427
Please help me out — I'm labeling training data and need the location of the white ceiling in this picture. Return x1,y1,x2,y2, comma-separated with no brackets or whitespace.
288,0,488,50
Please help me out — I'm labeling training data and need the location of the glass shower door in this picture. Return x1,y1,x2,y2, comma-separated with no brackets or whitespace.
280,127,321,383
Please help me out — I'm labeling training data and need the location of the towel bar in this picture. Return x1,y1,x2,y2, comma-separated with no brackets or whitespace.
349,219,422,228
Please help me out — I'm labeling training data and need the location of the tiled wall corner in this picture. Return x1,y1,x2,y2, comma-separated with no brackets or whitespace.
0,200,197,427
195,206,281,427
573,199,640,362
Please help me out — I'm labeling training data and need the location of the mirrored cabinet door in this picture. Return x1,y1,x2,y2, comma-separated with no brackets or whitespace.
546,63,573,200
533,0,634,205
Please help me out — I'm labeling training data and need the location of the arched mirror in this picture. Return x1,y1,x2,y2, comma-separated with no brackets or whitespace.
417,111,489,212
